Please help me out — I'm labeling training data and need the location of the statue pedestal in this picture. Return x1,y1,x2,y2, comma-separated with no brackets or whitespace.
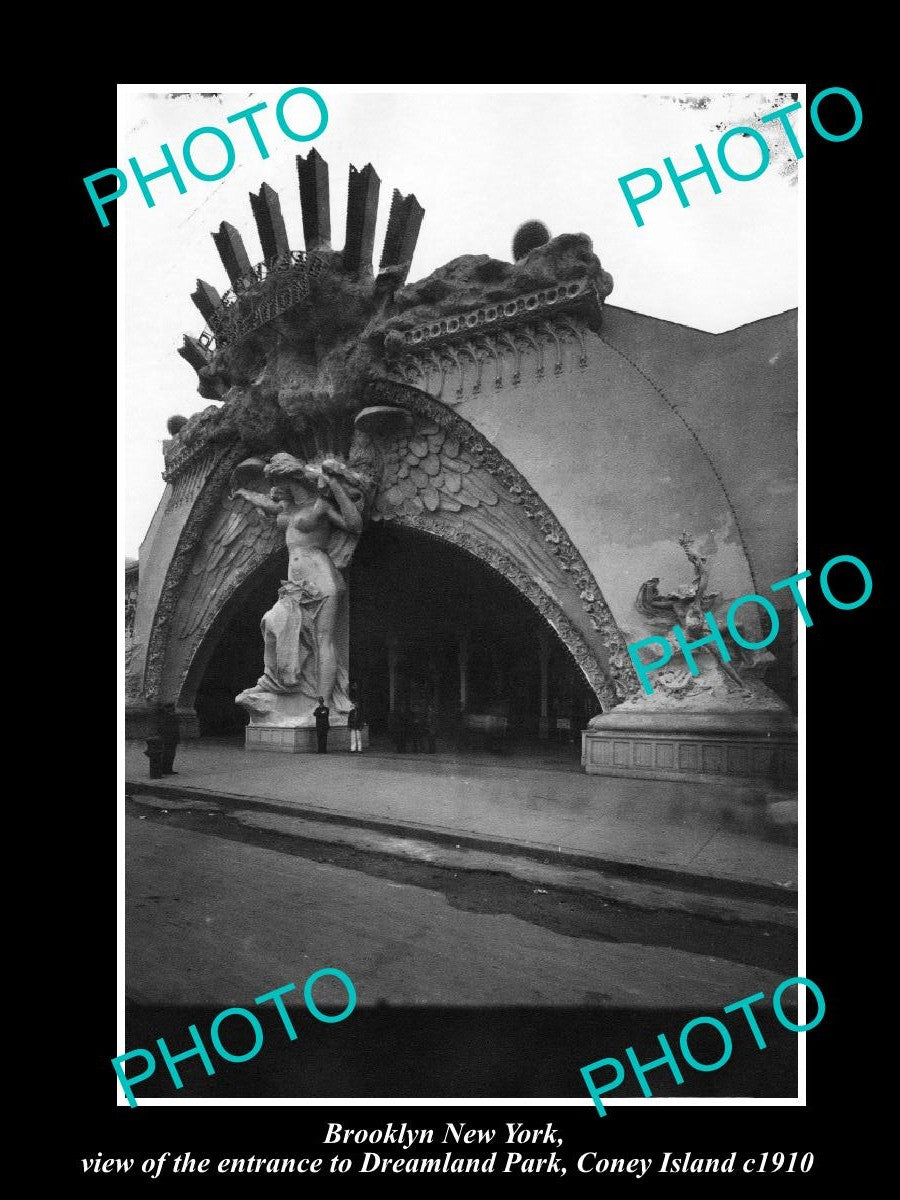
246,724,370,753
581,709,796,787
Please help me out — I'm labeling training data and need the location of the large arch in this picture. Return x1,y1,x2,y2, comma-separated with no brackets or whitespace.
185,522,602,739
143,385,638,722
177,543,285,718
169,502,627,720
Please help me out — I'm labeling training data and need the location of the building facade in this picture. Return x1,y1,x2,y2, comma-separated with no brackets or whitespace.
125,153,797,785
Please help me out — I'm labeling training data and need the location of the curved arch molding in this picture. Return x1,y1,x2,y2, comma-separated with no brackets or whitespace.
143,383,640,710
387,516,627,708
143,445,249,702
366,379,638,706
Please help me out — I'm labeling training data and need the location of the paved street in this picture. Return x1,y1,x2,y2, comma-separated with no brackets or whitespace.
125,740,797,891
125,796,798,1100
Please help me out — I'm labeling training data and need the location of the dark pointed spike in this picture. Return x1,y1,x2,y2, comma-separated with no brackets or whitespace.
379,189,407,269
343,162,380,274
212,221,254,288
395,193,424,269
191,279,221,324
377,192,425,286
379,191,425,277
178,335,211,374
296,148,331,251
250,182,290,263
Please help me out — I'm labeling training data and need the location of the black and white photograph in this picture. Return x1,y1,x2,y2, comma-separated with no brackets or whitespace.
96,79,879,1182
121,83,802,1096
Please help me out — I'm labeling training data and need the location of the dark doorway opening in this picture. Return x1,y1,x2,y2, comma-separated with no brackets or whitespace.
193,550,286,737
346,523,599,751
193,524,599,749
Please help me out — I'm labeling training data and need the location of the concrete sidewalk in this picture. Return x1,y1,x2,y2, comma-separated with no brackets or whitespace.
125,740,797,904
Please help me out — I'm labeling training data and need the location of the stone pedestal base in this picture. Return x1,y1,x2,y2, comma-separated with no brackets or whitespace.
245,724,370,753
582,710,796,787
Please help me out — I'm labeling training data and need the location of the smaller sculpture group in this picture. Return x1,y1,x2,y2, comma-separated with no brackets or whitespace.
629,531,776,706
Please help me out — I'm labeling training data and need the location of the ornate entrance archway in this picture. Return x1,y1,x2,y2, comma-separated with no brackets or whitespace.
143,388,636,727
188,521,601,742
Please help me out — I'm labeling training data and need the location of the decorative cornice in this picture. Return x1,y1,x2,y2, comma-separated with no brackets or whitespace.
162,309,590,484
396,275,600,353
389,314,590,400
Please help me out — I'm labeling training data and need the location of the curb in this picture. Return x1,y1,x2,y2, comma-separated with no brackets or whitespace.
125,777,797,910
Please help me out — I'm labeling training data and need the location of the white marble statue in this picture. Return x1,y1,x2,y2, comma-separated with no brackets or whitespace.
231,452,367,725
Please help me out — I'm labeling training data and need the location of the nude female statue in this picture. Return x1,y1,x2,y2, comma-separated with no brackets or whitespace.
232,453,366,721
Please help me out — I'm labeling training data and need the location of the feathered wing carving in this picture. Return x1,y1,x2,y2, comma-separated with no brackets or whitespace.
177,445,376,650
177,490,281,642
326,527,357,570
372,417,500,519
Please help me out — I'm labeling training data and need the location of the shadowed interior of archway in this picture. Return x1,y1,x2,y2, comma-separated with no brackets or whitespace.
194,523,600,748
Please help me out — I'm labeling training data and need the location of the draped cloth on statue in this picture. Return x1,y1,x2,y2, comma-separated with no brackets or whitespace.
229,451,372,727
236,579,352,719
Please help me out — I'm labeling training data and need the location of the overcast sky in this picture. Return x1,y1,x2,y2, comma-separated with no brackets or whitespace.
118,84,801,560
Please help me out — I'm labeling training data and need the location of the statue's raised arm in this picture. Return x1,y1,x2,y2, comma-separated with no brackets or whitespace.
229,458,284,516
233,486,283,516
321,468,364,535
